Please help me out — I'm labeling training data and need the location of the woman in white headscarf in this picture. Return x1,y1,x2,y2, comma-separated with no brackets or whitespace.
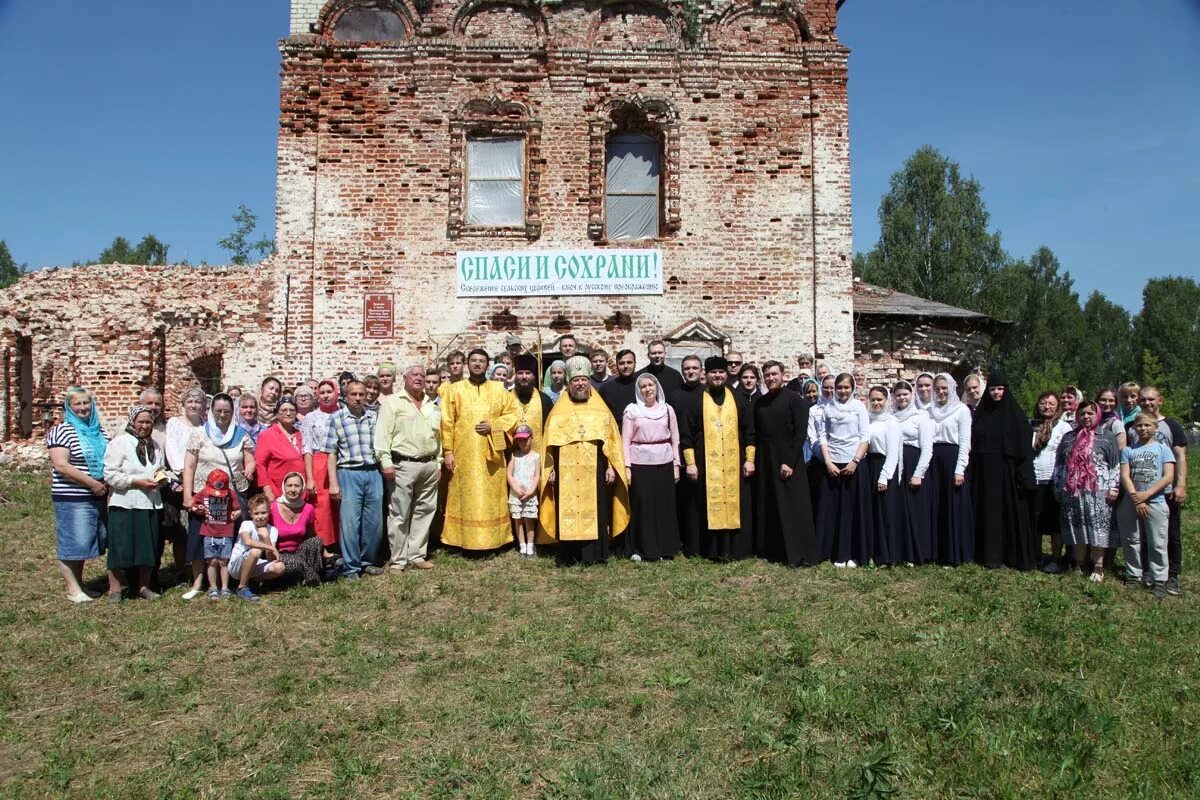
928,373,974,565
816,372,870,566
542,360,566,403
913,372,936,412
621,374,681,561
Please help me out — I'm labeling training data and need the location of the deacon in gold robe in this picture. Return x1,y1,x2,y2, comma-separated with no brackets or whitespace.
539,357,631,565
679,356,756,560
441,348,519,550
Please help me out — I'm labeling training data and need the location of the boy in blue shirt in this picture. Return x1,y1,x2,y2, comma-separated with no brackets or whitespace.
1119,413,1177,599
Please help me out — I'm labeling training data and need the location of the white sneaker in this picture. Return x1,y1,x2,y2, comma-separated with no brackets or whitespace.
181,588,204,601
630,553,643,562
834,561,847,568
846,560,858,569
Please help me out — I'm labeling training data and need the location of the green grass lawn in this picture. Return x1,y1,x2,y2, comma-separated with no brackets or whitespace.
0,460,1197,799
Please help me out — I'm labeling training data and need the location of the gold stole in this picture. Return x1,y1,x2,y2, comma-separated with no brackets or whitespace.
702,388,741,530
514,391,546,459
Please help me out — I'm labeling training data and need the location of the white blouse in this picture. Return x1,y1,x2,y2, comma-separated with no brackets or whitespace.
867,417,901,483
164,416,200,472
897,412,934,480
1031,418,1072,483
932,405,972,477
103,433,164,510
807,405,825,461
820,400,870,464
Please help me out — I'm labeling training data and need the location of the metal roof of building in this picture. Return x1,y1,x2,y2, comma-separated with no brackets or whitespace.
852,281,994,320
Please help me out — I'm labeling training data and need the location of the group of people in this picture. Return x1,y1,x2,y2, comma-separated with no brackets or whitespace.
46,335,1189,604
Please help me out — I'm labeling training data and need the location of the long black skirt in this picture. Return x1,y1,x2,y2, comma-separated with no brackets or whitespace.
1029,482,1060,537
866,454,902,566
815,462,870,564
929,443,974,565
898,445,934,564
806,457,825,521
627,463,680,560
972,452,1036,570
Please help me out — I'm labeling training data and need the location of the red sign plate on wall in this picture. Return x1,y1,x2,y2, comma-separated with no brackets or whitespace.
363,293,394,339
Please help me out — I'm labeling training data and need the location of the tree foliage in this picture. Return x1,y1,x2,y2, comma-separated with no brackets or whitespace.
93,234,170,266
855,146,1006,312
859,146,1197,421
0,240,24,289
217,205,275,266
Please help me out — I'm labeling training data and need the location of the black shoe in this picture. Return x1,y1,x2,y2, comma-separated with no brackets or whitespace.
1124,577,1142,589
342,572,361,582
1152,582,1168,600
361,565,384,576
1165,577,1181,596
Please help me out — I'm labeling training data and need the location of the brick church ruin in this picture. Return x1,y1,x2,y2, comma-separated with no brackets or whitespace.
0,0,997,439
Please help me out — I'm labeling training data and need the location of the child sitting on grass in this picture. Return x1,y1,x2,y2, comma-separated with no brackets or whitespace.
1118,412,1177,599
190,469,241,600
231,494,285,602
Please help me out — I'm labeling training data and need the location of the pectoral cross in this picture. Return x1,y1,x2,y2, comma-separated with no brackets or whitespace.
578,423,587,438
713,419,724,432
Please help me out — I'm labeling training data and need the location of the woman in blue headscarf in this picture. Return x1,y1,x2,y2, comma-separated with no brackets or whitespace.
47,387,110,603
542,360,566,403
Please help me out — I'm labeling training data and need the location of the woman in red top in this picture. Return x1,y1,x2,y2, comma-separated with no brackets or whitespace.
254,397,305,502
270,472,324,585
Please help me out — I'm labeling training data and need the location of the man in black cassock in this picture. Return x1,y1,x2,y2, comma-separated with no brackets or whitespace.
679,356,755,560
668,354,704,412
637,340,684,397
598,349,639,429
669,354,705,554
753,361,817,566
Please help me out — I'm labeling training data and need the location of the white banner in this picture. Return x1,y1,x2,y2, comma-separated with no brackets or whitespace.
456,249,663,297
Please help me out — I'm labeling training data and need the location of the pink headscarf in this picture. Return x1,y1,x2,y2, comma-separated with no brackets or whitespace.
1065,401,1099,496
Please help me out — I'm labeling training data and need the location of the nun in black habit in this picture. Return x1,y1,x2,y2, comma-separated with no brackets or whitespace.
971,370,1037,569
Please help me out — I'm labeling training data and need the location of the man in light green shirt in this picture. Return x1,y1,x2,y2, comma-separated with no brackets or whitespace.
375,364,442,571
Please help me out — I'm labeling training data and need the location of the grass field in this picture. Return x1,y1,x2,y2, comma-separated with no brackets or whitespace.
0,461,1197,799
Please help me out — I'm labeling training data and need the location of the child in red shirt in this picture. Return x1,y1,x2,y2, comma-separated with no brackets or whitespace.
190,469,242,599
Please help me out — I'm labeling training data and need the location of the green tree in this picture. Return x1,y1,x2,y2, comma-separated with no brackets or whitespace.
0,240,24,289
94,234,169,265
988,247,1088,402
855,146,1007,311
1134,277,1200,420
217,205,275,265
1075,291,1136,393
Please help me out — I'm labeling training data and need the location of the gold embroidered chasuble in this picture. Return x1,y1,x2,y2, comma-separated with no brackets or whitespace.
539,393,630,542
440,379,519,549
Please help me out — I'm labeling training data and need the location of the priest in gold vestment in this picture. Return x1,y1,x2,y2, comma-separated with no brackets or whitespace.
679,356,756,560
441,349,519,550
539,357,631,564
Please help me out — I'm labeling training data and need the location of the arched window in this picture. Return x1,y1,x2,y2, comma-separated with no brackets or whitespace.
333,7,407,42
588,97,680,241
605,133,661,241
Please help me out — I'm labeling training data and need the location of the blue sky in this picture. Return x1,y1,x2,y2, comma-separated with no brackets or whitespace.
1,0,1197,309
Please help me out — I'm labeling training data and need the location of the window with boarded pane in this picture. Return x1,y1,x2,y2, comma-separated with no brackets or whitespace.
333,8,407,42
466,136,525,227
605,133,660,240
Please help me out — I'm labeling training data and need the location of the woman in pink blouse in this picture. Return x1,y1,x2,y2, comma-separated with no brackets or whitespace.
269,472,325,585
621,374,681,561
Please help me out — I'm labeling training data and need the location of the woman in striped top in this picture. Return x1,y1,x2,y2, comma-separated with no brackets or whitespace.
47,387,110,603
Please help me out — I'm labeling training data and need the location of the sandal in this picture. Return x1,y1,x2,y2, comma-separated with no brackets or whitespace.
207,589,221,601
